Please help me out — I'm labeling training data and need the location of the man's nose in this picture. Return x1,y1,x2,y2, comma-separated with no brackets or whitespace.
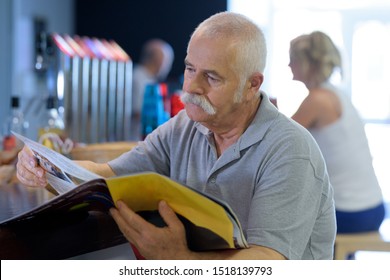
183,74,206,95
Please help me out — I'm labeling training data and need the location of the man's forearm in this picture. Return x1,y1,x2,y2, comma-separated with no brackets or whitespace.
75,160,116,178
189,245,286,260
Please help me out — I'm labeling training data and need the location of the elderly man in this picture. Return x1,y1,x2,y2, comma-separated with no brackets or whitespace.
17,12,336,260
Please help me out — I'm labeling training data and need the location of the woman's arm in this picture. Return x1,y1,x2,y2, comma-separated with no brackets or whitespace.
291,94,321,129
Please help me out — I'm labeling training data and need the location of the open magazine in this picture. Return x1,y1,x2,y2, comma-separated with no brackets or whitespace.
1,132,249,251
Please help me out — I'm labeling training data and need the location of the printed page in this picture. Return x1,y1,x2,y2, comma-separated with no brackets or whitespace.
46,172,77,194
12,132,101,186
227,212,249,249
206,197,248,249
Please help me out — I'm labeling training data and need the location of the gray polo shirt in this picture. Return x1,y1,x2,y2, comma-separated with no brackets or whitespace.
109,94,336,260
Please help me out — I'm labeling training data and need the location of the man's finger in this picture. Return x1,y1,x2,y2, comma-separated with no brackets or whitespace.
111,200,154,234
16,161,47,187
158,200,182,230
110,207,139,244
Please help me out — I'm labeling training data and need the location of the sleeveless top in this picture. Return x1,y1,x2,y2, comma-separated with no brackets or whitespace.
309,83,383,211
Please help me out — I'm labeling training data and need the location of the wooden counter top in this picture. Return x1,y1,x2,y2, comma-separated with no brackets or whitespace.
70,141,137,163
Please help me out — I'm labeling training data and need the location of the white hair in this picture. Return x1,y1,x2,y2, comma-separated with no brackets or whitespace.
190,11,267,79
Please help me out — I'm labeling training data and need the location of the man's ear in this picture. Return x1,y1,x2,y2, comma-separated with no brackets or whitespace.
247,72,263,100
250,72,264,89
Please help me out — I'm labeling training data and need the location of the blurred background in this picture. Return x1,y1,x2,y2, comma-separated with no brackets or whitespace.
0,0,389,235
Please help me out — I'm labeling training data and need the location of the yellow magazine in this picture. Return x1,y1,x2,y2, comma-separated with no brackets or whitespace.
2,132,248,251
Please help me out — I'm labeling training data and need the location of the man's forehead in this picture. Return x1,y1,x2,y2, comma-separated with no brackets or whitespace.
186,36,234,71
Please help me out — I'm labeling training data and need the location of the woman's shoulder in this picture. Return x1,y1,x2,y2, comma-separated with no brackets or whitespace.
308,87,340,108
309,86,342,126
310,86,335,99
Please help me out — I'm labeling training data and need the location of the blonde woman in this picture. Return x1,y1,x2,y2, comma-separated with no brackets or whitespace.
289,31,385,233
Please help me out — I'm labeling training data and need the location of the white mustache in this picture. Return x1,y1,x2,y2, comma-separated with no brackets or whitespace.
180,92,216,115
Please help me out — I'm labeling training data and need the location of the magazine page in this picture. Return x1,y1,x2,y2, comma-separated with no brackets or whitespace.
46,173,77,194
106,172,248,249
226,211,249,249
202,195,248,249
12,132,101,185
0,178,110,225
189,185,249,249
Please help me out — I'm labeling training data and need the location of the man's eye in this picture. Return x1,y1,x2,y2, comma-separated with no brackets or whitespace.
208,75,219,82
185,66,195,72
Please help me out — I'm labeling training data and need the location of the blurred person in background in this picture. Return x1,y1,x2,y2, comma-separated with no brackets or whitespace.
131,39,174,140
289,31,385,233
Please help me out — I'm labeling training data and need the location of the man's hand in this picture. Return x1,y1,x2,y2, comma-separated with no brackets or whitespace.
110,200,194,259
16,146,47,187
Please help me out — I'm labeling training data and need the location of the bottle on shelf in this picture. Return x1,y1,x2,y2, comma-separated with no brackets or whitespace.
141,84,166,139
39,96,65,138
159,82,171,121
2,96,29,151
170,89,184,117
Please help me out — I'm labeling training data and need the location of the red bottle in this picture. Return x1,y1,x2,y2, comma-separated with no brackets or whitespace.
170,90,184,117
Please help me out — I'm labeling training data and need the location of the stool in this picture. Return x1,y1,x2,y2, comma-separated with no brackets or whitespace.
334,231,390,259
